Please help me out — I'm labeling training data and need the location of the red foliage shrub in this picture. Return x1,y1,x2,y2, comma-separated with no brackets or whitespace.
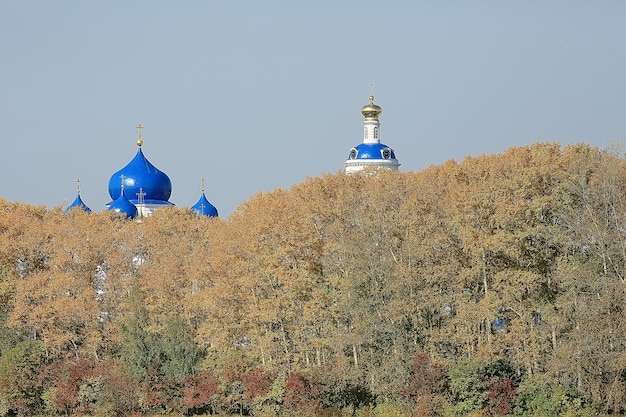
484,377,517,416
241,367,275,402
43,358,96,414
284,371,321,414
182,370,219,412
404,352,446,402
142,362,179,412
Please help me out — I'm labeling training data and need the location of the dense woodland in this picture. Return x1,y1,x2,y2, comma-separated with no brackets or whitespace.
1,142,626,416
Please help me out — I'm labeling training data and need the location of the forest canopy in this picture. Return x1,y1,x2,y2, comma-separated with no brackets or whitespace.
1,142,626,416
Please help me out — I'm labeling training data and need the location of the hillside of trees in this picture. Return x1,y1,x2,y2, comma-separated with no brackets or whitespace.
1,142,626,416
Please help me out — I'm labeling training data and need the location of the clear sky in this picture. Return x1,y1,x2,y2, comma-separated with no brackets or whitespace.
1,2,625,217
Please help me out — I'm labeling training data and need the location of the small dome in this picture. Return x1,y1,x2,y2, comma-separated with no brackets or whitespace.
108,148,172,204
65,193,91,213
191,193,218,217
361,95,382,120
347,143,397,161
108,189,138,219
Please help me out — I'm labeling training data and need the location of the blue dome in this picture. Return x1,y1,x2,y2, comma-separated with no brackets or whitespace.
347,143,397,161
108,148,172,204
191,193,218,217
108,189,138,219
65,193,91,213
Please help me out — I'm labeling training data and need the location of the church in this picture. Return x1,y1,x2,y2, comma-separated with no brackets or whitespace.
345,95,400,173
67,94,400,218
66,124,218,219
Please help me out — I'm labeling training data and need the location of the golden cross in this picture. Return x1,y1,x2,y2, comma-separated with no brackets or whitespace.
201,177,206,193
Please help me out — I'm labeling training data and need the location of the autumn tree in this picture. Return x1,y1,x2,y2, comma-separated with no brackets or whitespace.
2,142,626,414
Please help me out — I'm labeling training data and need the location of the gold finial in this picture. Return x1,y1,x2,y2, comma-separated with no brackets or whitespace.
361,92,382,120
201,177,206,193
136,124,143,147
76,178,81,194
369,82,375,97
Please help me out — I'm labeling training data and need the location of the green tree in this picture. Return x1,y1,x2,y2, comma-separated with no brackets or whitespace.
448,361,485,415
119,291,163,381
0,340,46,415
162,316,202,382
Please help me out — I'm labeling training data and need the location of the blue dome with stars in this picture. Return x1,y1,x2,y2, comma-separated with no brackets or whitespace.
191,192,218,217
107,140,173,207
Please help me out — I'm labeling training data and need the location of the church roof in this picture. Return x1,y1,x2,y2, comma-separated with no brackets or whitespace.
65,180,92,213
65,193,91,213
107,189,138,219
107,127,173,206
361,95,382,120
347,142,397,161
191,192,218,217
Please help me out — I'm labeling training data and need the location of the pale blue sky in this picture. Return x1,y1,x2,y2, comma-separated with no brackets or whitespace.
1,2,625,217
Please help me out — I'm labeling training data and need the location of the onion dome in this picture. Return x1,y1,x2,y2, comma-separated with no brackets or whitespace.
107,125,174,207
191,179,218,217
361,95,382,120
191,193,218,217
108,182,138,219
65,180,91,213
66,194,92,213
